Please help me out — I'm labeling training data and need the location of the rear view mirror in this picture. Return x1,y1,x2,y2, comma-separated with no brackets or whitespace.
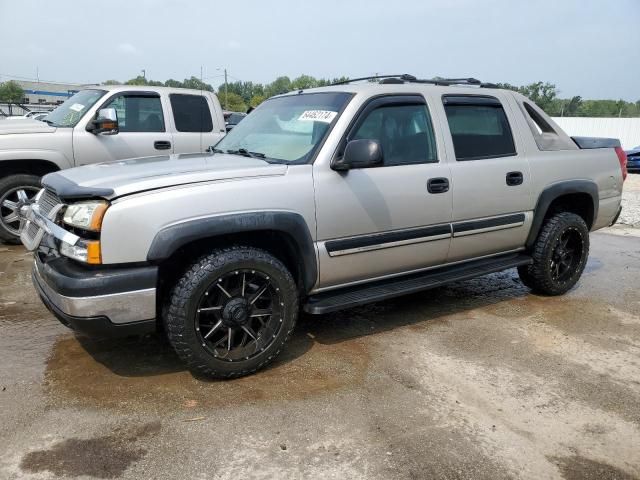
332,139,383,171
89,108,119,135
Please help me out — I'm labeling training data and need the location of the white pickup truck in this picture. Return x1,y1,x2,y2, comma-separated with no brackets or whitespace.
0,85,226,242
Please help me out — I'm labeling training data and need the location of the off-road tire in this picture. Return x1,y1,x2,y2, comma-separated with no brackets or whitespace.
0,174,41,244
165,246,298,379
519,212,589,295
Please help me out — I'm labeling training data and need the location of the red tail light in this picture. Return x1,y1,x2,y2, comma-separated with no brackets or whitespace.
615,146,628,182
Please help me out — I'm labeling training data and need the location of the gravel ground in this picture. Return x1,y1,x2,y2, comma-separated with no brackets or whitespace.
1,230,639,479
619,173,640,227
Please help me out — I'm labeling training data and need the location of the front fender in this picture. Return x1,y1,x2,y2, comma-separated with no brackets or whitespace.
147,211,318,292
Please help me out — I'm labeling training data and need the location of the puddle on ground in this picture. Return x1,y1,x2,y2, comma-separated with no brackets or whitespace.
20,422,160,479
549,455,638,480
44,327,369,413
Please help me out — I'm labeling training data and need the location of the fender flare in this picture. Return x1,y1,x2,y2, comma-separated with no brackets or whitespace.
0,150,72,170
526,180,598,249
147,211,318,292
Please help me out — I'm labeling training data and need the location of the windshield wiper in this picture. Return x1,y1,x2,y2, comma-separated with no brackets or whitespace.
226,148,266,159
209,147,225,154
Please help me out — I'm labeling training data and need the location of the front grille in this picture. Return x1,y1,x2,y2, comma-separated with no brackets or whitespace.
20,189,63,250
39,189,62,216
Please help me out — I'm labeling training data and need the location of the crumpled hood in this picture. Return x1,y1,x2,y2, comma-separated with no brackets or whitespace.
43,152,288,200
0,118,56,135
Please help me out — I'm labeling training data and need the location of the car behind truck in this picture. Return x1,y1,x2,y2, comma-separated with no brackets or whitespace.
0,85,226,243
19,75,627,379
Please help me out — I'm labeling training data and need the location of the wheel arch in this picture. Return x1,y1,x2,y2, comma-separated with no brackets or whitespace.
526,180,598,249
0,159,61,178
148,212,318,293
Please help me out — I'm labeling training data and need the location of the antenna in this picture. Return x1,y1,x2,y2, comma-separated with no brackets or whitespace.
200,65,204,153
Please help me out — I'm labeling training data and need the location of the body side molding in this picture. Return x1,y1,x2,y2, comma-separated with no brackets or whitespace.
147,211,317,292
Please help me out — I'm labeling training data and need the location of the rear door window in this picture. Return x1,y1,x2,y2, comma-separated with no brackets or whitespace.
170,94,213,132
443,96,516,161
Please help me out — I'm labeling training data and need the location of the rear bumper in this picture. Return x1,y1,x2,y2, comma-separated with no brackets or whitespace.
32,254,157,337
610,205,623,226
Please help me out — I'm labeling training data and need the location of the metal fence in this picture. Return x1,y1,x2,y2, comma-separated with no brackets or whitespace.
552,117,640,150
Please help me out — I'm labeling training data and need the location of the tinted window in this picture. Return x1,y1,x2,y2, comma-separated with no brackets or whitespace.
443,99,516,161
351,104,437,166
170,94,213,132
103,94,164,132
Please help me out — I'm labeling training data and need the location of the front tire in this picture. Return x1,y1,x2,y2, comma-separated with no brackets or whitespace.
519,212,589,295
0,174,42,244
165,247,298,379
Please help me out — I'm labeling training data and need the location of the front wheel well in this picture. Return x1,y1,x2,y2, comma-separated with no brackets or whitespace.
156,231,307,310
0,159,60,178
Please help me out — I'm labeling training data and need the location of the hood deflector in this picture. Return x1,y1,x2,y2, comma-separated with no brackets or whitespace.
42,172,114,201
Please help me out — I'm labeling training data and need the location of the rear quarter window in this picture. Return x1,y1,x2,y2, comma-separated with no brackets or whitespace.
443,96,516,161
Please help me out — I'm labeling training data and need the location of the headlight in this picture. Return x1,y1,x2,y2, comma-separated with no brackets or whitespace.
63,201,109,232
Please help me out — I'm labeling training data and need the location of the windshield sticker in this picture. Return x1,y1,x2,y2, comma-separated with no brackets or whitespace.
69,103,85,112
298,110,337,123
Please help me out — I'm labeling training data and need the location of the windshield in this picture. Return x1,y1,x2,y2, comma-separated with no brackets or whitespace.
44,89,107,127
214,92,353,163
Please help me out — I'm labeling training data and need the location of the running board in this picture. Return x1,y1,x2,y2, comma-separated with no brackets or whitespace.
304,253,533,314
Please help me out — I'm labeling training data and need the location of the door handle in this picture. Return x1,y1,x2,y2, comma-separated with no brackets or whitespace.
427,177,450,194
506,171,523,186
154,140,172,150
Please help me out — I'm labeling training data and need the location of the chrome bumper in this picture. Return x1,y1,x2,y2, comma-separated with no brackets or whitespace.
33,256,156,325
20,200,78,251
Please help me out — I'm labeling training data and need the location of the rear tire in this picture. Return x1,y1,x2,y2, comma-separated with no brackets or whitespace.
164,246,298,379
0,174,42,244
519,212,589,295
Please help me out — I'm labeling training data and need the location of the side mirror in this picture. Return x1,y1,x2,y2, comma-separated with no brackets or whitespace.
332,139,383,171
88,108,119,135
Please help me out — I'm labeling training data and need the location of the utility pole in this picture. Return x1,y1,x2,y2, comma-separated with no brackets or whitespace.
141,69,146,80
224,68,228,109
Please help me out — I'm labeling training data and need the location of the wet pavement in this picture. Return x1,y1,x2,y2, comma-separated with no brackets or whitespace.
0,230,639,480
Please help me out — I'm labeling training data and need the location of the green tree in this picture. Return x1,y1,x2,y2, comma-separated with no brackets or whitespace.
164,79,183,88
249,94,265,108
0,80,25,104
125,76,163,86
291,75,319,90
102,79,121,85
265,76,292,97
181,76,214,91
218,91,246,112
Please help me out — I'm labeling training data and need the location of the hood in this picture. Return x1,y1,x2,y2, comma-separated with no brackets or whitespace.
42,152,288,200
0,118,57,135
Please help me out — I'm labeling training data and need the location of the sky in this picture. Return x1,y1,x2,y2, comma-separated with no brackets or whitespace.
1,0,639,101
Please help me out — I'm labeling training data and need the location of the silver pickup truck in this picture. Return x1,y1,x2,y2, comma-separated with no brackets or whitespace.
0,85,226,243
19,75,627,379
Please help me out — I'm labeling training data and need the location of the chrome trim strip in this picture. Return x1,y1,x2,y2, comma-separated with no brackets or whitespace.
34,260,156,324
327,232,451,257
453,220,525,237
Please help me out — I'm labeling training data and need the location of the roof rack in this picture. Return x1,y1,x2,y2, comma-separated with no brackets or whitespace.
330,74,498,88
